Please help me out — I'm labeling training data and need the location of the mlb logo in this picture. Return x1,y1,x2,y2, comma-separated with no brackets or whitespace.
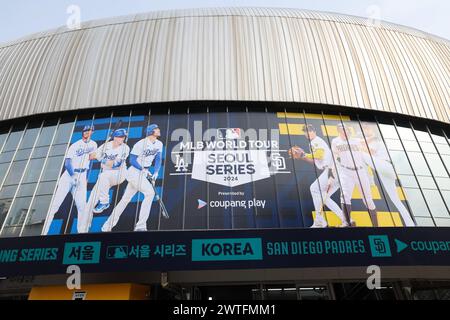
218,128,241,139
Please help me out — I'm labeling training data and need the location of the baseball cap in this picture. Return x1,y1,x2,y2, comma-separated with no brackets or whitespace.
146,124,159,136
112,128,127,137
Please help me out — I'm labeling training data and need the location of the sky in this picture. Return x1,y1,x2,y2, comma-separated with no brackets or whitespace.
0,0,449,44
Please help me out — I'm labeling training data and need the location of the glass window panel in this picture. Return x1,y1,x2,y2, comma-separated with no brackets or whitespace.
13,148,32,161
402,140,421,152
35,125,57,147
16,183,36,197
442,155,450,173
0,163,10,182
396,126,415,141
21,195,53,236
0,132,9,152
389,151,413,175
31,146,49,158
0,186,17,199
414,129,432,142
403,188,431,217
0,151,14,163
406,152,431,176
53,121,74,144
436,178,450,191
40,156,64,181
417,176,437,189
414,217,435,227
36,181,57,195
384,139,403,151
422,190,449,218
419,142,437,153
379,124,399,139
398,175,418,188
435,218,450,227
3,197,32,228
435,143,450,155
424,154,448,178
0,198,13,229
442,191,450,209
21,158,45,183
2,130,24,152
430,132,447,144
3,160,27,185
49,144,68,156
18,127,40,149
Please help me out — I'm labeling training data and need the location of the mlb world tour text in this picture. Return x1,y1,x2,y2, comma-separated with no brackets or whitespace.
180,140,279,176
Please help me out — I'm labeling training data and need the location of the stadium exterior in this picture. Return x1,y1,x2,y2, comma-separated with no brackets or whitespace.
0,8,449,300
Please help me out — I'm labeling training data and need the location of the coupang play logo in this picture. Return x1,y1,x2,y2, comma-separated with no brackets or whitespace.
170,123,289,187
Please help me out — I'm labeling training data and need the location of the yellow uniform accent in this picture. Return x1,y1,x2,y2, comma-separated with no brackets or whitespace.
313,211,404,227
28,283,149,300
351,185,381,199
279,123,355,137
277,112,350,120
279,123,305,135
306,147,325,160
350,185,406,202
397,187,406,200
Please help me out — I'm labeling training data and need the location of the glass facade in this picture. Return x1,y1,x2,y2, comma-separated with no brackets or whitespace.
0,105,448,237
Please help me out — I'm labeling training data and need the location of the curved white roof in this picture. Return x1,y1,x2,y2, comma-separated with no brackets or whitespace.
0,7,448,122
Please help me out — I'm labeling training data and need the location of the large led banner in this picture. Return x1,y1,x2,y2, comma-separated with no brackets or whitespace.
39,110,426,235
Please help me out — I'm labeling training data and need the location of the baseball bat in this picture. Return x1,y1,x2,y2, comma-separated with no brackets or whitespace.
148,176,170,219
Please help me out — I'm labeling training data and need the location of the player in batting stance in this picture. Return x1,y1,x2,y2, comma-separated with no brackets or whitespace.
102,124,163,232
332,123,378,227
78,128,130,233
360,123,416,226
289,125,347,228
43,125,97,234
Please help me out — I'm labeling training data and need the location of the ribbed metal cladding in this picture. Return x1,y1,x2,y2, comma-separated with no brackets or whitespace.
0,7,449,122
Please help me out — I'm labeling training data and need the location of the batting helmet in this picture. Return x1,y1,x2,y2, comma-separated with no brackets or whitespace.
112,128,127,138
146,124,159,136
82,125,95,132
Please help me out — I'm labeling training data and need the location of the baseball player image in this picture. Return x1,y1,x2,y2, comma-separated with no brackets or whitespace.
101,124,163,232
43,125,97,235
360,123,416,226
289,124,347,228
78,128,130,233
331,123,378,227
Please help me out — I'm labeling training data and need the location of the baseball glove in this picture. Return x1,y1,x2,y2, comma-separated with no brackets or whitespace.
288,146,305,159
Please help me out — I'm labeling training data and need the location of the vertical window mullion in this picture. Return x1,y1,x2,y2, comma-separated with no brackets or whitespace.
0,125,13,156
0,124,29,192
410,123,450,221
392,119,437,226
0,121,45,235
19,119,61,236
373,116,416,225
